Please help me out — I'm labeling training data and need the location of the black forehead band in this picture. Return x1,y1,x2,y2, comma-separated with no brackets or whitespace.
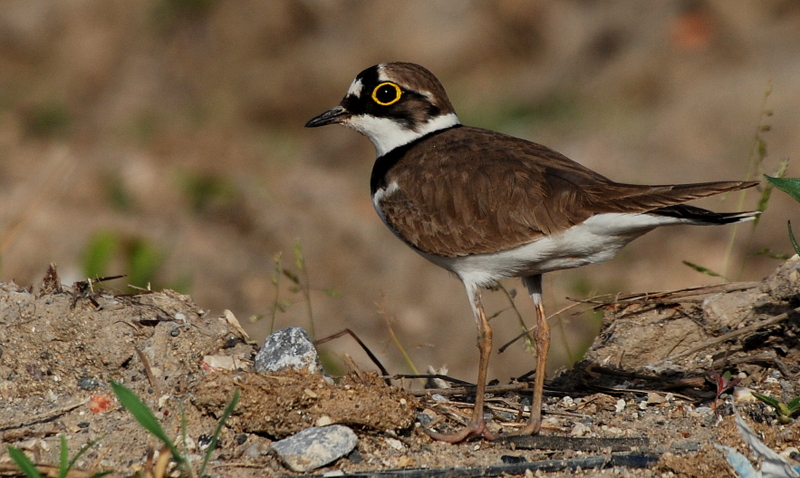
355,65,381,87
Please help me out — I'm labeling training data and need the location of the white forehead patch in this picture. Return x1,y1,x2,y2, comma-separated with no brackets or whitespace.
347,78,363,98
376,63,388,82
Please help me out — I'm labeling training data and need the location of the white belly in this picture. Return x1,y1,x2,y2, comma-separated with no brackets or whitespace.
418,212,688,288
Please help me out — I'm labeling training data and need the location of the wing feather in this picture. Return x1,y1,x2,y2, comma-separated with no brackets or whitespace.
376,126,756,257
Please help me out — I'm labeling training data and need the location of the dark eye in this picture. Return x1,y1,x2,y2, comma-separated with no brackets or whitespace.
372,82,401,106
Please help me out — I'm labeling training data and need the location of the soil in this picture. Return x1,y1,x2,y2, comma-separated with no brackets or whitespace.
1,259,798,478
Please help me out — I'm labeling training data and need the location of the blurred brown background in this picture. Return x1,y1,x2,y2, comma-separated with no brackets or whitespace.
1,0,799,383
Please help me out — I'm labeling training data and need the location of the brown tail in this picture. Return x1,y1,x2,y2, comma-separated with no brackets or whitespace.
590,180,759,214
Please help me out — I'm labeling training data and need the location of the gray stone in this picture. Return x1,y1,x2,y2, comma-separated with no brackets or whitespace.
254,326,324,374
271,425,358,472
77,377,100,390
702,287,764,332
761,255,800,302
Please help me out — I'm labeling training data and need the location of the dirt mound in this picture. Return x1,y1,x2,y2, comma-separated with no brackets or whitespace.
194,369,417,438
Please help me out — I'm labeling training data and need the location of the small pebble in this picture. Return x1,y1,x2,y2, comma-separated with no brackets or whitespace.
671,441,702,452
570,422,591,437
494,410,516,421
77,377,99,391
315,415,334,427
733,386,756,403
254,327,326,376
158,394,170,408
197,434,212,450
347,449,363,464
385,437,404,451
541,416,560,429
415,412,434,426
182,436,197,452
694,406,714,416
501,455,527,464
244,444,264,459
271,425,357,473
222,336,238,349
614,399,626,413
646,392,666,405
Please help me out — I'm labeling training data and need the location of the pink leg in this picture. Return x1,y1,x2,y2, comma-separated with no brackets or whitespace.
512,274,549,435
424,283,497,442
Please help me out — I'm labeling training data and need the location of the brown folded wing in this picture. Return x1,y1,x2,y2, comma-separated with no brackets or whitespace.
377,126,756,257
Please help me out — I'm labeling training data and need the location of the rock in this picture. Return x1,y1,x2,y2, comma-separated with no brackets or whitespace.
733,386,756,403
254,326,325,375
702,287,765,332
201,354,246,371
646,392,666,405
761,255,800,302
77,377,100,390
271,425,358,472
570,422,591,437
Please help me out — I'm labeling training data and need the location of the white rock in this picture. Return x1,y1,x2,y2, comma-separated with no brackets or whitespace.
271,425,358,473
733,386,756,403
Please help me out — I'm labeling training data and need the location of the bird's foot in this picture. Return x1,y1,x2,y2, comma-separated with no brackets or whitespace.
423,419,498,443
490,418,542,440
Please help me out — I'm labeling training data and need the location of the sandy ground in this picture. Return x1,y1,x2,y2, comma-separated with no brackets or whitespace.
0,258,797,477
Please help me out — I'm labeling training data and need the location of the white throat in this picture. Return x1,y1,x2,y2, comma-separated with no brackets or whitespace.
345,113,460,157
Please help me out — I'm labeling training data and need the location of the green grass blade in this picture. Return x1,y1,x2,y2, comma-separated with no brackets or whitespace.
7,447,43,478
752,391,781,409
788,396,800,412
788,221,800,255
753,248,792,260
67,438,103,474
199,388,240,477
58,435,69,478
755,185,773,227
754,161,789,228
110,381,184,464
682,261,724,278
765,175,800,202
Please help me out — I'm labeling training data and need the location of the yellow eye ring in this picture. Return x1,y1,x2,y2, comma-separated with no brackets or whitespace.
372,82,402,106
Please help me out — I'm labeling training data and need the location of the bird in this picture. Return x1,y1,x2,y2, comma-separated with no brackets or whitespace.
305,62,758,443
